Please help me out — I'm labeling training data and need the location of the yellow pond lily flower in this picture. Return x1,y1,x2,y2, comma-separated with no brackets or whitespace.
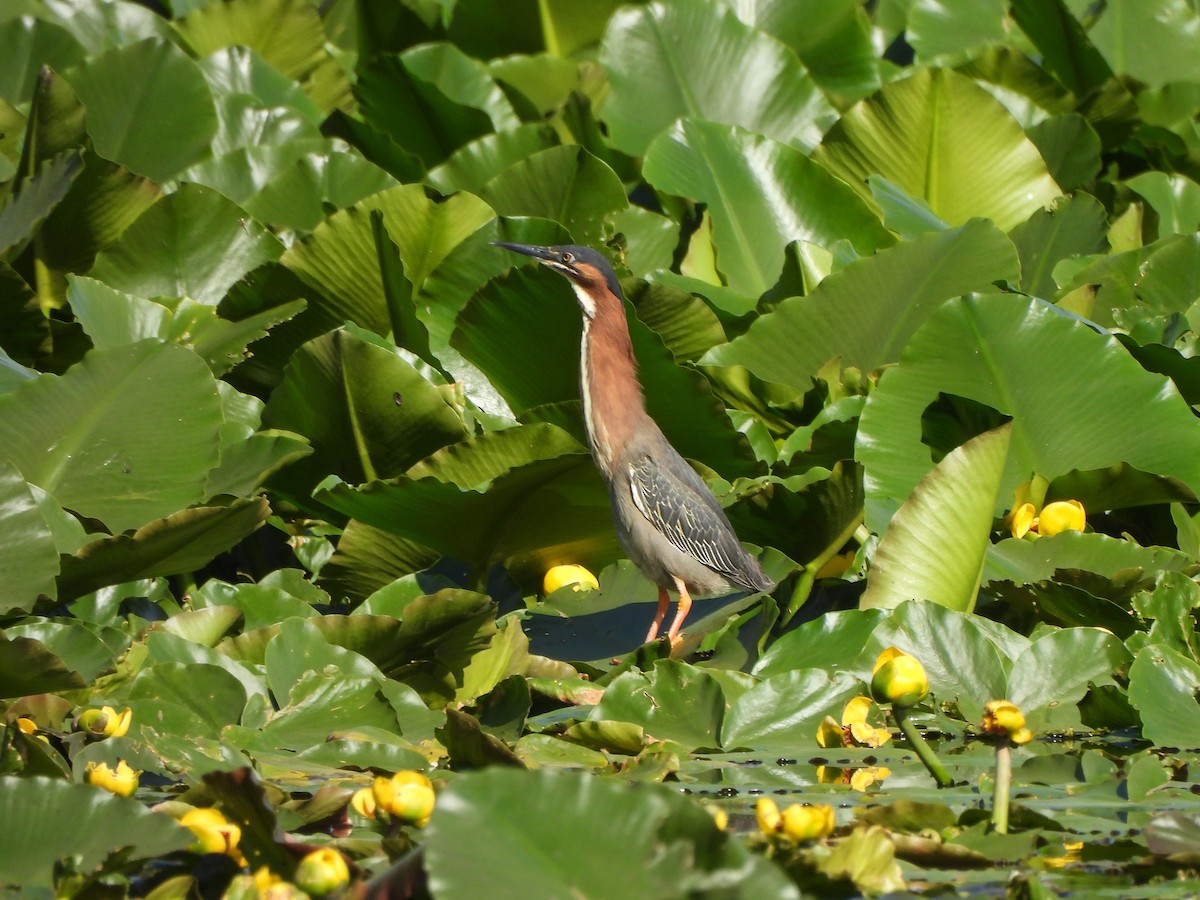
543,564,600,594
871,647,930,708
78,706,132,739
373,770,436,826
816,696,891,749
781,803,836,842
85,759,140,797
757,797,835,843
295,847,351,896
982,699,1034,745
179,807,243,857
1008,478,1085,539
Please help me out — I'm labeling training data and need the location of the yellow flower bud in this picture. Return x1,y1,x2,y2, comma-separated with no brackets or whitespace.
755,796,782,836
543,564,599,594
982,700,1035,744
1038,500,1085,537
372,771,436,826
294,847,351,895
16,717,37,735
780,803,836,842
179,807,242,857
350,786,377,819
78,706,132,739
85,759,140,797
871,648,929,707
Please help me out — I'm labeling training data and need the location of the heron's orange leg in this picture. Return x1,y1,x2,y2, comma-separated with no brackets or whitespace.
664,576,693,646
645,585,671,642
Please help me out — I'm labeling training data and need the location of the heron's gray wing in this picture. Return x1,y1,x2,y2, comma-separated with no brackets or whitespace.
625,452,748,582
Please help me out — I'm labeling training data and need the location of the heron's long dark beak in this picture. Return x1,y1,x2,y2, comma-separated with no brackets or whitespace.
491,241,556,263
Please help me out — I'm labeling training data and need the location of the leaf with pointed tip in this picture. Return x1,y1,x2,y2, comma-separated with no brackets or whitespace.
56,498,271,602
0,149,82,260
862,425,1011,613
703,220,1019,391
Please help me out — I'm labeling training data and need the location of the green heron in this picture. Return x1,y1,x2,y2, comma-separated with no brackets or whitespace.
493,242,775,645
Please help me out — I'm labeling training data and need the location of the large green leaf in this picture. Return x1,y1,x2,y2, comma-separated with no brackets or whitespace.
703,219,1020,390
426,124,560,197
425,768,798,900
88,183,283,305
355,51,495,169
1088,0,1200,88
592,660,727,750
263,327,467,498
316,453,618,587
857,295,1200,528
173,0,348,112
1010,0,1112,97
0,460,59,614
907,0,1008,61
0,777,191,887
598,0,835,156
861,425,1011,612
721,668,862,751
1128,643,1200,749
478,145,626,247
983,531,1195,586
1008,193,1108,299
642,120,892,298
63,37,217,183
56,498,271,602
0,340,223,532
1126,172,1200,238
813,68,1062,231
731,0,879,105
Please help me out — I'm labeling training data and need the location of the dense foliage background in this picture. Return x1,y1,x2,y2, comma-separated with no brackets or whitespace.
5,0,1200,896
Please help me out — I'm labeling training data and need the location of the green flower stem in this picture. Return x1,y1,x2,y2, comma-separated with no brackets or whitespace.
894,706,953,788
779,510,864,628
992,740,1012,834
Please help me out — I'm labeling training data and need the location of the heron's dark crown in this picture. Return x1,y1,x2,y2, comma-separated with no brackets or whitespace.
492,242,624,302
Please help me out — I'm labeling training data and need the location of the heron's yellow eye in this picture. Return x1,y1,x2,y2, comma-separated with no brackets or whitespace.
561,252,574,263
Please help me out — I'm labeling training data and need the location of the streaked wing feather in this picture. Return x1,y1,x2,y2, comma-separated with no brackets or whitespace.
627,455,745,580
